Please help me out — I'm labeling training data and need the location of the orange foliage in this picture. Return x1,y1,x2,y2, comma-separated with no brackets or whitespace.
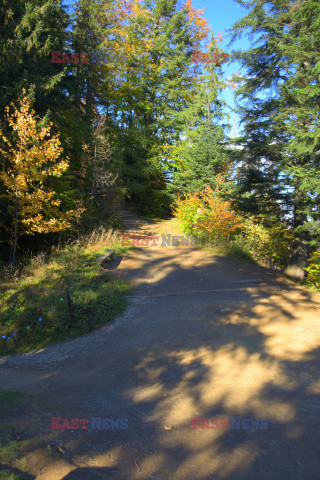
216,32,223,43
197,186,242,240
184,0,210,42
174,184,242,241
116,0,148,19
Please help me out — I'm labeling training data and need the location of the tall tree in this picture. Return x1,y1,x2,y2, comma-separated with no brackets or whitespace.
171,33,229,196
230,0,320,278
0,0,69,118
102,0,210,214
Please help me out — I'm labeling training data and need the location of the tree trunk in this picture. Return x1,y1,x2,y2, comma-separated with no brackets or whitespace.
284,186,308,281
11,190,18,266
90,143,96,211
85,68,92,124
284,240,308,281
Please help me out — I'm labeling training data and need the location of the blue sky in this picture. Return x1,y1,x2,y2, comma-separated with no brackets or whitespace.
191,0,251,135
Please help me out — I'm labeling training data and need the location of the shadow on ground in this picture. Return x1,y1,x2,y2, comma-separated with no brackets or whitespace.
1,244,320,480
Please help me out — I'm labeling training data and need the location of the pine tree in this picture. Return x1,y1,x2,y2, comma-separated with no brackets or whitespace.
230,0,320,277
171,33,229,196
103,0,210,215
0,0,69,117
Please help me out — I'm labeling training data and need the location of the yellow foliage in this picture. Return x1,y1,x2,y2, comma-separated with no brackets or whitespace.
0,91,82,241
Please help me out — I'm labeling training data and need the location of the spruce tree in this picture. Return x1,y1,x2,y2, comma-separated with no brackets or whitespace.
230,0,320,277
171,33,229,196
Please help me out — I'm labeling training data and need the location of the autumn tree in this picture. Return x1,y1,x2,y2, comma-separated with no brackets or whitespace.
0,93,81,264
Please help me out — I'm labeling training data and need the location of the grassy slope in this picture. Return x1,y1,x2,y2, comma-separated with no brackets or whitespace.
0,228,132,354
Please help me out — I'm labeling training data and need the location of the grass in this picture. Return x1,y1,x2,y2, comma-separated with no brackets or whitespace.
0,228,132,354
0,471,21,480
0,395,21,467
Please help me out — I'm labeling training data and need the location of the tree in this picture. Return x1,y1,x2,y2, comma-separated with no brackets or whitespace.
0,93,81,264
101,0,210,215
230,0,320,278
89,114,118,212
171,33,229,196
0,0,69,117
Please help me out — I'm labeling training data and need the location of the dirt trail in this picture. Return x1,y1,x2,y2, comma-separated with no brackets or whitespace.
1,217,320,480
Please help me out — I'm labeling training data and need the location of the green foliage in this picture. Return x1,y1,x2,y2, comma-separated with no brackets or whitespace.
0,0,69,115
230,0,320,253
104,0,210,215
0,441,19,464
0,425,19,466
0,470,20,480
221,237,256,265
306,248,320,290
240,218,293,269
173,192,203,236
171,32,229,197
172,122,229,197
0,425,15,447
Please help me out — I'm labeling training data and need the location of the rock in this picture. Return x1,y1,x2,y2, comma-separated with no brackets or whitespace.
284,264,306,281
284,241,308,281
96,250,116,267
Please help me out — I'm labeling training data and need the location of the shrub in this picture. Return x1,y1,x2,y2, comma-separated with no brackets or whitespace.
173,185,242,242
173,192,203,236
197,186,243,243
174,187,293,269
241,217,293,268
306,248,320,290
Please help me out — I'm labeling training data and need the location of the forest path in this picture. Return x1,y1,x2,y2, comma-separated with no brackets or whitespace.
1,216,320,480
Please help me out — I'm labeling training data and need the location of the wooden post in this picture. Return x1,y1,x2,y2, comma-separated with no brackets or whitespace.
66,286,75,320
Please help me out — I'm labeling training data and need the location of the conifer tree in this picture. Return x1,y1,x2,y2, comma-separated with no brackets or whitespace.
105,0,210,214
171,33,229,196
230,0,320,276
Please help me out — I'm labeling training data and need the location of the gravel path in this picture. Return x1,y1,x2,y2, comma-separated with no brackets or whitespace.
1,218,320,480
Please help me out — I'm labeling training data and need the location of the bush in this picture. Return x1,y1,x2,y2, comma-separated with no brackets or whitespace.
306,248,320,290
173,185,242,242
223,237,256,264
241,217,293,268
197,186,243,243
173,187,293,269
173,192,203,236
